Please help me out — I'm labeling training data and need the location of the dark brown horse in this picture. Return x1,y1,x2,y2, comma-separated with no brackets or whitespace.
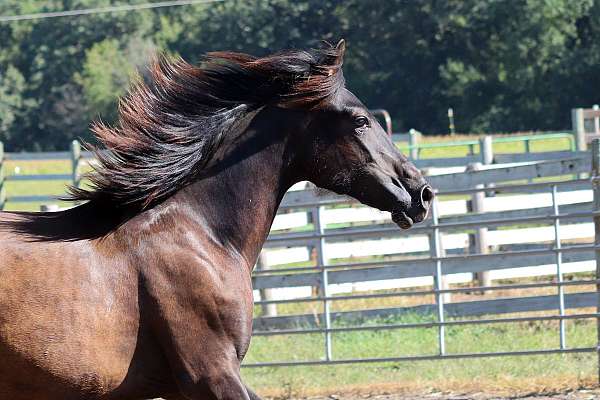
0,40,432,400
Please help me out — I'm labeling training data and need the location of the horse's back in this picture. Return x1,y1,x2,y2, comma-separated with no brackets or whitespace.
0,214,145,399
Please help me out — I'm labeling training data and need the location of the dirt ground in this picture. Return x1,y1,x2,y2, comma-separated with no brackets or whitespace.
296,389,600,400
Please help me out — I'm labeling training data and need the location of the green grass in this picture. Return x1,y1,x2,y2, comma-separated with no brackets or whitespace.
1,159,91,211
245,314,596,363
396,133,573,159
242,314,597,397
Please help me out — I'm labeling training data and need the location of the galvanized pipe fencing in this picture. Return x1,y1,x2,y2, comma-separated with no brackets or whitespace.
0,141,91,208
369,109,393,136
393,131,575,161
247,188,599,367
244,142,600,377
592,138,600,382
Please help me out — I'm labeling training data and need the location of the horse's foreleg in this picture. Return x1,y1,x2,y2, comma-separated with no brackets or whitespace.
145,263,256,400
157,341,250,400
150,308,253,399
181,368,250,400
164,383,260,400
245,385,263,400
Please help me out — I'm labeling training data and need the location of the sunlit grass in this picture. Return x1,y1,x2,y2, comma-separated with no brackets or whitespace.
243,313,597,398
396,134,573,159
2,159,92,211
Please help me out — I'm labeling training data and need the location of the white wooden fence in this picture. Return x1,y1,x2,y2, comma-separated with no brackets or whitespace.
257,155,593,306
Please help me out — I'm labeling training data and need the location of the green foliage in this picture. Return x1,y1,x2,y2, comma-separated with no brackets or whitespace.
76,37,155,122
0,65,27,138
1,0,600,150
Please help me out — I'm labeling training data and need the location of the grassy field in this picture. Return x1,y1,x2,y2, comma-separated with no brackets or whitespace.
243,315,596,398
397,132,573,159
242,277,598,397
2,159,75,211
2,133,596,397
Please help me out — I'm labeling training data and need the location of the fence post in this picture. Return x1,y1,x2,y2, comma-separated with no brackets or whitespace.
592,138,600,384
429,198,446,354
0,141,5,211
310,245,320,297
409,129,420,160
480,135,493,165
524,139,531,154
313,205,332,361
594,105,600,135
467,162,490,291
480,135,495,195
256,252,277,317
551,185,566,349
468,143,475,156
474,137,493,286
572,108,587,151
71,140,81,188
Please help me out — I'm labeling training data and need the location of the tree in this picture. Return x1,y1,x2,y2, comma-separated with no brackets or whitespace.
0,0,157,149
1,0,600,150
77,37,156,124
0,65,27,141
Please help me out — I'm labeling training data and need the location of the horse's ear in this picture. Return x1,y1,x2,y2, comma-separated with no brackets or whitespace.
334,39,346,65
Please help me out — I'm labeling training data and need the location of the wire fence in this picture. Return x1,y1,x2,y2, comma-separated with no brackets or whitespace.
244,142,600,375
246,182,599,367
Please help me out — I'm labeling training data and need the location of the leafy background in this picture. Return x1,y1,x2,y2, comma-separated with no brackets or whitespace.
1,0,599,150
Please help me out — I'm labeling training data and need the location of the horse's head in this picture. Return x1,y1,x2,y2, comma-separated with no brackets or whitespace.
299,40,433,229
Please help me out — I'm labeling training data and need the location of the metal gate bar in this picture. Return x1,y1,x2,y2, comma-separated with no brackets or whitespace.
243,348,597,368
252,313,600,337
245,139,600,383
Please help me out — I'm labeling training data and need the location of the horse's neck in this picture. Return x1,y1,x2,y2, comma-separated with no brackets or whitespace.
167,111,298,270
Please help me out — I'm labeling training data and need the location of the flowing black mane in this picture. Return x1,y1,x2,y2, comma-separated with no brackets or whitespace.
0,43,346,241
69,44,345,209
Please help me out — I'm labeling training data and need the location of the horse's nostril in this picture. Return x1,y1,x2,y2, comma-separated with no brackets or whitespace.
420,185,434,206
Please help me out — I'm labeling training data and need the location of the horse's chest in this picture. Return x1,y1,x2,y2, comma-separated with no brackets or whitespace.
144,255,255,360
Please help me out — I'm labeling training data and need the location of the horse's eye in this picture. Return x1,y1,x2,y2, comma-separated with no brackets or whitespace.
354,116,368,127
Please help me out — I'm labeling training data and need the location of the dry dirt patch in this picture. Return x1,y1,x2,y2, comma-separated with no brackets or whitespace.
292,389,600,399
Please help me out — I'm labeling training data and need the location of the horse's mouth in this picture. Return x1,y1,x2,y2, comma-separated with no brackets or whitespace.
391,211,413,229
